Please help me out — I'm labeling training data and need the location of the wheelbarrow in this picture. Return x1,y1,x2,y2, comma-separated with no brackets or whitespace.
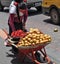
0,29,55,64
16,41,55,64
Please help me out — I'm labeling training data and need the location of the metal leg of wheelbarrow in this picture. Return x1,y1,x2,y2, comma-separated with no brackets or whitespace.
18,48,55,64
22,49,47,64
40,48,55,64
24,48,52,64
25,49,41,64
18,49,41,64
40,48,51,63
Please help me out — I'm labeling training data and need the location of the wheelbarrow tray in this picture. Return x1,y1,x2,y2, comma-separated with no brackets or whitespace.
17,42,50,51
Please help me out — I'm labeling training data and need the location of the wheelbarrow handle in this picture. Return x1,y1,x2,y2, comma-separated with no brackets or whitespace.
11,43,18,48
0,29,9,40
0,29,12,40
7,38,18,48
2,29,12,39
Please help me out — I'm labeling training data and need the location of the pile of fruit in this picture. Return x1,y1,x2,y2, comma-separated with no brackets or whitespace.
17,28,51,47
11,30,26,38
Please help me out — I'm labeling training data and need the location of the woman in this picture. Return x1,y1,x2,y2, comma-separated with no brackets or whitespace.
4,0,28,51
8,0,28,35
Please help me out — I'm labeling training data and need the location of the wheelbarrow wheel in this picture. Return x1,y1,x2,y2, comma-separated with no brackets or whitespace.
35,51,47,63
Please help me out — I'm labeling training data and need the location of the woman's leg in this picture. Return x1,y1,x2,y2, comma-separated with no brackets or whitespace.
9,24,12,35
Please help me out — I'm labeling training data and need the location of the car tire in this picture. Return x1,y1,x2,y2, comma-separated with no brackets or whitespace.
50,8,60,24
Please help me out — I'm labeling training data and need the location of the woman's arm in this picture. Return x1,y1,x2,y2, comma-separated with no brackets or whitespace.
9,14,16,31
23,9,28,25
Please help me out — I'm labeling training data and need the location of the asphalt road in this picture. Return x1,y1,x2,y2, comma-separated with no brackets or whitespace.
0,8,60,64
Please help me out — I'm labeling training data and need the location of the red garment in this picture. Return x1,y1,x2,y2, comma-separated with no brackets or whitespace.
8,8,28,32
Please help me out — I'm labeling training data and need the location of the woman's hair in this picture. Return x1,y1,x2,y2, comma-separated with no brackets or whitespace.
15,0,23,3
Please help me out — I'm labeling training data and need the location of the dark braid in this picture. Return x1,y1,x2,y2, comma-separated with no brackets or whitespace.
16,4,20,21
15,0,23,21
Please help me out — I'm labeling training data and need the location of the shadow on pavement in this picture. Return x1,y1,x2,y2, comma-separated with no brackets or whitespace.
6,49,35,64
43,18,60,26
0,9,9,13
43,18,53,24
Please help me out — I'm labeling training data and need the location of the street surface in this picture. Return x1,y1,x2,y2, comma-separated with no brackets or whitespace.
0,8,60,64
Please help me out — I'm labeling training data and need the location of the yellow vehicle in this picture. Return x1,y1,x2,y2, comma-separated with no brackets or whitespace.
42,0,60,24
